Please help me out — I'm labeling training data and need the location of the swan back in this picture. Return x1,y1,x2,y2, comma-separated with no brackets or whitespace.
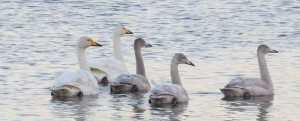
111,74,150,93
51,70,99,97
149,84,188,105
221,77,274,97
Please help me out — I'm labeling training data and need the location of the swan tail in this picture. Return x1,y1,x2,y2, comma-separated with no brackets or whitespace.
220,87,247,97
149,78,167,87
149,79,158,86
149,95,175,105
50,86,81,97
90,67,107,83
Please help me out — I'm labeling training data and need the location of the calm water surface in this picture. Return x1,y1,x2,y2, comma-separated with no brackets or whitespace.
0,0,300,120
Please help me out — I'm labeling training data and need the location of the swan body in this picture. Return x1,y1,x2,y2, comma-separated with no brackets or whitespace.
111,74,150,92
111,38,152,93
51,70,99,97
150,84,188,104
51,37,102,97
88,24,133,84
220,44,278,97
149,53,195,105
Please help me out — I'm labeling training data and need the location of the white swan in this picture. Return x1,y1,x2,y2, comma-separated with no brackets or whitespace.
149,53,195,105
50,37,102,97
88,24,133,84
220,44,278,97
110,38,152,93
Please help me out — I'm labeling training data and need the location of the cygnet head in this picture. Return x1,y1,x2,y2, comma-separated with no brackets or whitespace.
114,23,133,36
77,36,102,49
134,38,152,49
257,44,278,55
173,53,195,66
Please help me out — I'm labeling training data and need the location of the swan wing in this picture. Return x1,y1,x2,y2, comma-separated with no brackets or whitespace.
88,58,129,82
150,84,188,103
113,74,150,91
52,70,99,96
222,77,272,96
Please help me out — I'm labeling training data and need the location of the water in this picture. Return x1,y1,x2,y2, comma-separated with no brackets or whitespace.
0,0,299,120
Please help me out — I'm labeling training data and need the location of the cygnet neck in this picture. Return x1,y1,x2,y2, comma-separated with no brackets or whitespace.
134,44,146,77
257,49,273,90
170,59,182,85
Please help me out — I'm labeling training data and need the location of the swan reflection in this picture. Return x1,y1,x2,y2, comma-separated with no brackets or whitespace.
51,96,98,121
222,95,274,121
150,103,188,121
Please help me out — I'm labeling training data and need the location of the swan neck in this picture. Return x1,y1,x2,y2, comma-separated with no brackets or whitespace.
134,47,146,77
77,47,90,72
170,61,182,85
257,50,273,88
113,33,124,62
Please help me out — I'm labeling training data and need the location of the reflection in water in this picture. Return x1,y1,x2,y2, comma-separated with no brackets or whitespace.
222,95,274,121
109,93,149,120
150,103,188,121
0,0,299,120
51,96,98,121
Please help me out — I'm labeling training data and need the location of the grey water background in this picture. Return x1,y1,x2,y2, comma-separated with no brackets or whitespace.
0,0,300,120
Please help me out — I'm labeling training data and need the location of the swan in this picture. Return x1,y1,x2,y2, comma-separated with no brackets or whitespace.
220,44,278,97
88,24,133,84
110,38,152,93
149,53,195,105
50,37,102,97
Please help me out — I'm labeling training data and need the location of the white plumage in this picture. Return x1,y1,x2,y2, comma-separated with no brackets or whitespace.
88,24,133,83
50,37,101,97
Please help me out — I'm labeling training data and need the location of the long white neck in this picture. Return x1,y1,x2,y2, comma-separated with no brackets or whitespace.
113,33,124,62
134,47,146,77
170,60,182,85
257,50,273,90
77,47,90,72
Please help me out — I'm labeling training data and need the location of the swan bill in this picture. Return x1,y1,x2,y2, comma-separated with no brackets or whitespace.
123,27,133,34
186,61,195,66
270,49,278,53
90,40,102,46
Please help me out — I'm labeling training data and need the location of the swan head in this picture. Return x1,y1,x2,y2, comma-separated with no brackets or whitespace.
173,53,195,66
77,36,102,49
257,44,278,54
114,23,133,36
134,38,152,49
